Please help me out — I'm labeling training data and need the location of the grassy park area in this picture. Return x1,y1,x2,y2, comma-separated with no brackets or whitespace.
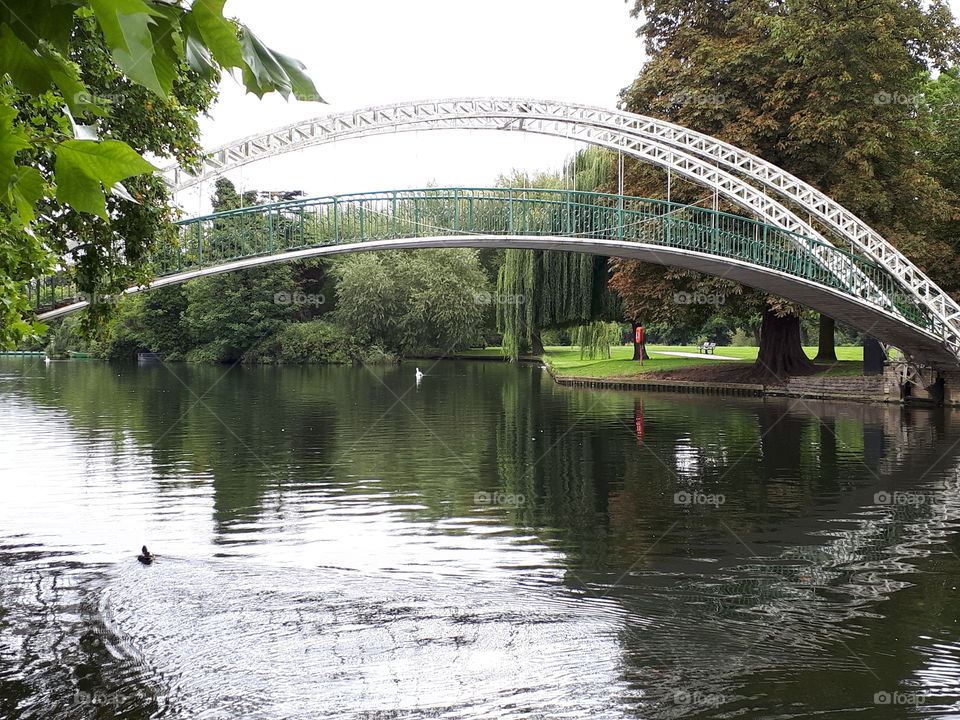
541,345,864,379
452,345,866,381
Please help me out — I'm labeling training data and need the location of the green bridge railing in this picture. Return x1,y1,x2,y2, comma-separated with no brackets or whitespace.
27,188,934,330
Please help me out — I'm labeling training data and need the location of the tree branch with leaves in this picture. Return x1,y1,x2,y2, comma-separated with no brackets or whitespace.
0,0,322,347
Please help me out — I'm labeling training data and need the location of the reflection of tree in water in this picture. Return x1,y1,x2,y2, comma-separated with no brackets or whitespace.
0,554,161,720
607,403,960,717
495,369,628,562
15,361,344,536
194,365,343,536
13,360,960,715
491,379,960,714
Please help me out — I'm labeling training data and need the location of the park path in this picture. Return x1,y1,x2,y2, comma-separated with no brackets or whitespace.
653,351,742,361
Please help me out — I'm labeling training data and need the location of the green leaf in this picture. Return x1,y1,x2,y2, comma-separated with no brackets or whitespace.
182,18,217,80
7,166,45,224
40,45,112,117
88,0,161,52
0,24,55,95
147,14,181,96
189,0,243,68
0,103,44,226
238,27,323,102
0,32,110,119
0,104,30,180
268,48,321,102
0,2,78,52
55,139,157,219
89,0,169,97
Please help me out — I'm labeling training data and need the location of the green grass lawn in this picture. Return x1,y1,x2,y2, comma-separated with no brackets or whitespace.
539,345,729,377
815,361,865,377
462,344,865,379
546,345,865,378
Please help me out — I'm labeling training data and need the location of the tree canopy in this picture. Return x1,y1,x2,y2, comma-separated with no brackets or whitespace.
612,0,960,374
332,249,488,355
0,0,322,347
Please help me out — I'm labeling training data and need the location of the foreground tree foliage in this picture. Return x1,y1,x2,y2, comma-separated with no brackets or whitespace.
615,0,960,375
0,0,321,348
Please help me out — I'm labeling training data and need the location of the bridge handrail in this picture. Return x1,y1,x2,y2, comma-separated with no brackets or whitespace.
176,188,886,273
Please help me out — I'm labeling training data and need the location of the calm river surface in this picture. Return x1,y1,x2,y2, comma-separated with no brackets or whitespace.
1,357,960,719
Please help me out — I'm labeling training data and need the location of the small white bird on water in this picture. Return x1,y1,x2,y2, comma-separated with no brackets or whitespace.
415,367,425,381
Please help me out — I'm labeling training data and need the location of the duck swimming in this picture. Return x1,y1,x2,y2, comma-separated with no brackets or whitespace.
137,545,154,565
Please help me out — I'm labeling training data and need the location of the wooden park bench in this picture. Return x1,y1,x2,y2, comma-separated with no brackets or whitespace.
698,342,717,354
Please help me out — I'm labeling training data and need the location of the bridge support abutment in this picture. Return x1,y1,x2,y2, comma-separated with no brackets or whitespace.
933,369,960,406
882,365,904,401
894,364,960,405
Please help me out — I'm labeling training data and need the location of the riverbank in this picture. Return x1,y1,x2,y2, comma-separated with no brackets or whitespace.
19,343,894,403
549,367,900,404
418,345,896,404
535,345,901,404
541,344,864,378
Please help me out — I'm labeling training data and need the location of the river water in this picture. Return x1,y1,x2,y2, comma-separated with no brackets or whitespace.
1,357,959,719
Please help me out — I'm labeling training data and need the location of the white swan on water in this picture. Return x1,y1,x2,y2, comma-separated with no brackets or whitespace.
415,368,424,381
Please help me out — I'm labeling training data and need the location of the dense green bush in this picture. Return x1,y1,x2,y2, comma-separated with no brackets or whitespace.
332,249,487,354
729,328,757,347
244,319,395,365
183,267,297,363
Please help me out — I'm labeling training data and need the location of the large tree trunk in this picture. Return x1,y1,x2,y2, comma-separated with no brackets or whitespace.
755,307,815,378
814,315,837,362
530,331,545,356
863,336,885,375
631,321,649,360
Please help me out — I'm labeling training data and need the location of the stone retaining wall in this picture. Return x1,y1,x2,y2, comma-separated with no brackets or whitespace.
553,375,766,396
777,372,899,403
552,366,903,404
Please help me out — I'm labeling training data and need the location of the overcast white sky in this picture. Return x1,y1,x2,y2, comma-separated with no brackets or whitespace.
183,0,643,212
183,0,960,213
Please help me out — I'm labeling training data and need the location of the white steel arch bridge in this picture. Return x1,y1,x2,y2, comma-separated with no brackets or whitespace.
32,98,960,369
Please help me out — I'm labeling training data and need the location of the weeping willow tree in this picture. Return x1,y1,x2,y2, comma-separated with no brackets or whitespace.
574,321,622,359
497,147,622,360
497,249,537,360
566,144,614,197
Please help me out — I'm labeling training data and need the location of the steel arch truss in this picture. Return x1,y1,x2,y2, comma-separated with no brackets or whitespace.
163,98,960,364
